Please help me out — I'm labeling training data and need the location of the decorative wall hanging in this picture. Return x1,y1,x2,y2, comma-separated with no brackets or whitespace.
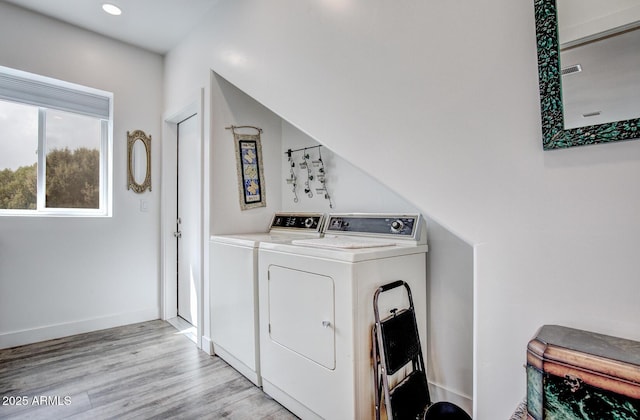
284,145,333,208
127,130,151,193
300,150,314,198
227,125,266,210
285,151,299,203
314,147,333,208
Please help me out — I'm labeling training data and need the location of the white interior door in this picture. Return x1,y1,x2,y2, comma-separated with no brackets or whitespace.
177,114,199,326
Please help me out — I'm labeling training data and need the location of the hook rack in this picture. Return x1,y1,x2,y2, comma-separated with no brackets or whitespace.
316,146,333,208
284,145,333,208
286,153,299,203
301,149,314,198
285,144,322,155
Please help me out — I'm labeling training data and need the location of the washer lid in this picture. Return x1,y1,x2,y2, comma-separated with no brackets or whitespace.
210,233,276,247
259,240,427,262
291,236,395,249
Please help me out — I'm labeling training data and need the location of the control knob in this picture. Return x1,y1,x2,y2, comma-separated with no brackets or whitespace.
390,219,404,233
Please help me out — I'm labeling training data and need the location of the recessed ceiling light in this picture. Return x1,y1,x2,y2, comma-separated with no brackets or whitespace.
102,3,122,16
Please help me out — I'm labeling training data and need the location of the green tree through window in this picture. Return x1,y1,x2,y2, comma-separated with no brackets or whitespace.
0,164,36,209
46,147,99,208
0,147,99,209
0,66,111,216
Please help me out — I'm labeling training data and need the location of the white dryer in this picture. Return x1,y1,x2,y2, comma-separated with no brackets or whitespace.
209,213,324,386
258,213,428,419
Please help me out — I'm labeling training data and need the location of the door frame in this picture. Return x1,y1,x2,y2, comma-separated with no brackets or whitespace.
161,90,205,349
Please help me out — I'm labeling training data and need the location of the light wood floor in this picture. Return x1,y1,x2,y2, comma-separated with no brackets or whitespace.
0,320,297,419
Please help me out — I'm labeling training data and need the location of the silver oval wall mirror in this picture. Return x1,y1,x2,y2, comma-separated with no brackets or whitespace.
127,130,151,193
534,0,640,149
132,140,148,184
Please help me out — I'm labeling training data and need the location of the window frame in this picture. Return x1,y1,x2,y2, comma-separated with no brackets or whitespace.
0,66,113,217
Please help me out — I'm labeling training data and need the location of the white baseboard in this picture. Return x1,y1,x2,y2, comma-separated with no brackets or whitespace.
0,307,159,349
201,335,213,355
213,342,261,387
262,380,322,420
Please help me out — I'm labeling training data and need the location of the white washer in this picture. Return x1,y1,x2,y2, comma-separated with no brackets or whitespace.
258,213,428,419
209,213,325,386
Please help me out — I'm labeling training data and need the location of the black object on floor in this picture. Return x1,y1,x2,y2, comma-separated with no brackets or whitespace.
424,401,472,420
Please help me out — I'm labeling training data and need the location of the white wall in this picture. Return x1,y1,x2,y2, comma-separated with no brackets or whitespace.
166,37,474,409
165,1,640,418
280,122,474,410
209,73,284,235
280,121,417,213
0,3,163,348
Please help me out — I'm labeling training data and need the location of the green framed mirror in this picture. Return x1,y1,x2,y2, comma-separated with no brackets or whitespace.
534,0,640,149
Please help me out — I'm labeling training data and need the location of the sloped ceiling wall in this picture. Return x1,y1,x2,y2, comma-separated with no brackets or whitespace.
165,1,640,417
191,0,550,244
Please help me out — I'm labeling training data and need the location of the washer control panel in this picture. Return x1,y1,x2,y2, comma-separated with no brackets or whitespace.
324,214,420,239
270,213,325,232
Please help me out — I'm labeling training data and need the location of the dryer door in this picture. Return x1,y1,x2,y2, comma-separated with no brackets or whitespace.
267,265,335,369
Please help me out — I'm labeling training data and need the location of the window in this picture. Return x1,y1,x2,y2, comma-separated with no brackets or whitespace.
0,66,112,216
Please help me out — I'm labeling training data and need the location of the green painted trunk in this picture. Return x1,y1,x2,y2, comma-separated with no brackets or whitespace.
526,325,640,420
527,365,640,420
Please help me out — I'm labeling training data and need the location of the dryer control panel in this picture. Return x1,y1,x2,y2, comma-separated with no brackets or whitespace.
324,214,423,241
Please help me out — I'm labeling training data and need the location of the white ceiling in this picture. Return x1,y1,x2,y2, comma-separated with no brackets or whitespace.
1,0,219,54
